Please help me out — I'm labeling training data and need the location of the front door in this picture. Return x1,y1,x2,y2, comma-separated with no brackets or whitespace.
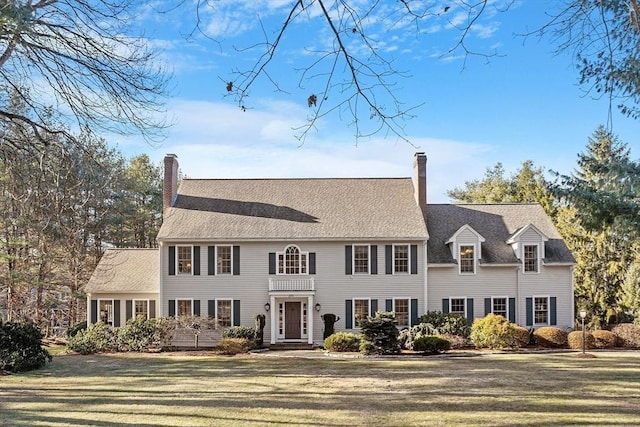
285,302,301,339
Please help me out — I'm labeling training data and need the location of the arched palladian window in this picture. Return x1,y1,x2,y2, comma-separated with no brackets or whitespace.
277,245,308,275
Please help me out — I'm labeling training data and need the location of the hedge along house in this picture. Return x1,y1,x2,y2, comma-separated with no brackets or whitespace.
85,152,575,344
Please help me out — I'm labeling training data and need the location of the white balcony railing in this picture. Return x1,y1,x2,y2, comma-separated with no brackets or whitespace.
268,277,315,292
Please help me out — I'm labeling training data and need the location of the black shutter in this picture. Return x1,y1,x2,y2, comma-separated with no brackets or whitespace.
385,245,393,274
126,300,132,321
233,246,240,275
269,253,276,275
385,299,393,311
410,299,418,326
309,252,316,274
371,299,378,316
466,298,474,320
345,246,352,275
508,298,516,323
193,246,200,275
484,298,491,316
345,300,353,329
371,245,378,275
550,297,557,325
208,246,215,275
149,300,156,318
525,297,533,326
169,299,176,317
168,246,176,275
91,300,98,323
233,300,241,326
442,299,450,314
194,300,201,316
113,300,121,327
208,300,215,319
410,244,418,274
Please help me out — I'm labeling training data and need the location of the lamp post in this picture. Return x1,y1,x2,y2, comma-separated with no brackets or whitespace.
579,310,587,354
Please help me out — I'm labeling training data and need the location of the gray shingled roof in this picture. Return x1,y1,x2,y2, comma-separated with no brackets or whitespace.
158,178,429,241
426,204,575,265
84,249,159,293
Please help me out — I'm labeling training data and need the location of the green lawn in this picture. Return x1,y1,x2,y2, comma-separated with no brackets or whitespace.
1,350,639,426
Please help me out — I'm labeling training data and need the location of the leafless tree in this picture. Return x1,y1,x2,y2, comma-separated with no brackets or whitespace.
524,0,640,123
0,0,171,147
175,0,511,144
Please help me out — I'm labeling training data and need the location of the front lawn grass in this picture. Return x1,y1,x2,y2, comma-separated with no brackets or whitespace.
1,351,639,426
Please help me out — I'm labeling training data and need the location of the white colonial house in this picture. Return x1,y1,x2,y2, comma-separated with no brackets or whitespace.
84,153,575,345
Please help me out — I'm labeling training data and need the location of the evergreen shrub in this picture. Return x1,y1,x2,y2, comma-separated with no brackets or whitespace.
0,322,52,372
533,326,567,348
470,314,520,349
323,332,360,352
223,325,256,341
412,335,451,354
358,312,400,355
415,311,471,338
398,323,437,350
116,317,173,351
67,321,87,338
67,321,116,354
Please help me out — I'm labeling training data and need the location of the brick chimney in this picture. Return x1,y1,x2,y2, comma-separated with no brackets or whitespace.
163,154,178,214
413,152,427,207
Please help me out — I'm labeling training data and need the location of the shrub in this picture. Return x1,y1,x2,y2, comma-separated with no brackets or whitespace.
438,333,470,349
567,330,595,350
512,325,531,347
592,329,618,349
223,325,256,341
470,314,520,349
0,322,52,373
533,326,567,348
67,321,116,354
399,323,438,350
215,338,252,355
324,332,360,352
611,323,640,348
415,311,471,338
412,335,451,354
358,312,400,355
67,321,87,338
116,316,173,352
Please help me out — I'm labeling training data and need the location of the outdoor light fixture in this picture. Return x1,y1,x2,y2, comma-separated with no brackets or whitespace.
315,303,321,312
579,310,587,354
264,302,271,312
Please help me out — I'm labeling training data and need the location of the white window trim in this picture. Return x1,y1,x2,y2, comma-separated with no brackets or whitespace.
176,245,193,275
215,298,233,327
215,245,233,275
533,295,550,326
523,244,540,274
393,297,411,328
490,296,509,318
458,244,476,275
98,299,114,325
352,298,371,329
132,299,150,320
352,244,371,275
392,244,410,275
276,245,309,275
449,296,467,318
176,298,194,317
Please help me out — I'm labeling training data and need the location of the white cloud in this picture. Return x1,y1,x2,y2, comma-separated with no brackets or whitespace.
120,98,495,203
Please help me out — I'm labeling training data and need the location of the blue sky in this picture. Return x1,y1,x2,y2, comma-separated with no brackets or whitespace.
119,0,639,203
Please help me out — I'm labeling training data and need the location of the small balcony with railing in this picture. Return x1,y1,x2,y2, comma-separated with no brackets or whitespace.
268,277,315,293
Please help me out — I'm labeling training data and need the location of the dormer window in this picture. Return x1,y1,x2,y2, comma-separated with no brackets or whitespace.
523,245,539,273
459,245,475,274
278,245,308,275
